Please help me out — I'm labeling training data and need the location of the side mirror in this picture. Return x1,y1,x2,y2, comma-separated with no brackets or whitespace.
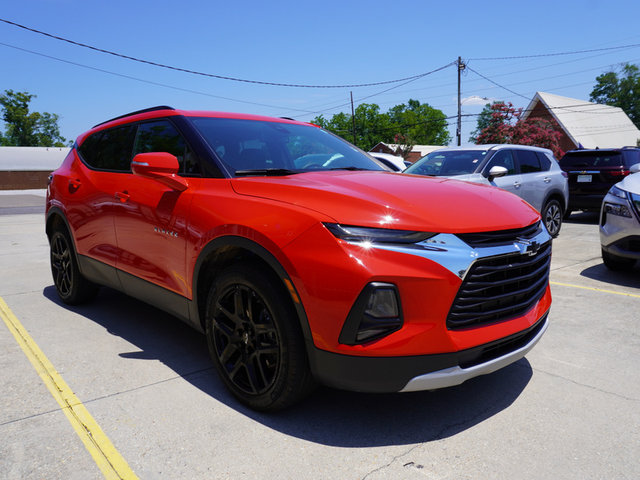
131,152,188,191
630,163,640,174
485,165,508,182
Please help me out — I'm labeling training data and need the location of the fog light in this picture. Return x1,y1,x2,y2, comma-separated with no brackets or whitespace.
339,283,403,345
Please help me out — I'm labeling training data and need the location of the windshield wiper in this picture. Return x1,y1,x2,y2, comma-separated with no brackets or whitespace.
235,168,299,177
329,166,369,171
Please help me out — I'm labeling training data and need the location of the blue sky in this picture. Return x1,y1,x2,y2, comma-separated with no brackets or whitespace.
2,0,640,146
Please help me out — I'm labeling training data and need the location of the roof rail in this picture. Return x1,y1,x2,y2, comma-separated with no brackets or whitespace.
93,106,175,128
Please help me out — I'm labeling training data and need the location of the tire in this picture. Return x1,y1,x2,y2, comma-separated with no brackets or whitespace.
49,228,99,305
205,264,314,411
601,248,636,271
543,199,563,238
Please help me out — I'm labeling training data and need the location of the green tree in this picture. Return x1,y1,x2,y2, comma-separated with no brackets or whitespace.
590,63,640,128
387,99,451,146
0,90,67,147
470,101,505,143
312,99,450,152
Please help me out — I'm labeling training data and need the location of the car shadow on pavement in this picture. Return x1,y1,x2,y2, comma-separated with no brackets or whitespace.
580,263,640,288
564,211,599,224
43,285,533,448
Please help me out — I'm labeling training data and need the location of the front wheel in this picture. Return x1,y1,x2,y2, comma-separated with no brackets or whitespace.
543,199,563,238
205,264,314,411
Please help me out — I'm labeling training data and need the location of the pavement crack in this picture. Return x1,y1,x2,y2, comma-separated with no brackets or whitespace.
360,402,500,480
534,367,640,402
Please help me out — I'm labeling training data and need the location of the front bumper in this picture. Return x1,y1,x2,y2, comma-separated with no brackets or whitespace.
308,312,548,393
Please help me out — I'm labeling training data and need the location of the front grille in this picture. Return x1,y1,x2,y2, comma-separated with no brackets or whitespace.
447,241,551,329
456,222,542,247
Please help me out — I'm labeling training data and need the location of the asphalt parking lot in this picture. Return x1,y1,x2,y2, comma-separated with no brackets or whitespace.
1,191,639,480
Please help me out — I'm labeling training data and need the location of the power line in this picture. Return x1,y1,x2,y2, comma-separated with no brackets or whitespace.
470,43,640,61
466,66,530,100
295,62,456,117
0,41,316,113
0,17,448,89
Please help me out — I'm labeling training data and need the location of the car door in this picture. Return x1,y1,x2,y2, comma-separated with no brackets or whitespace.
69,124,136,281
483,149,524,199
513,149,548,211
112,119,199,305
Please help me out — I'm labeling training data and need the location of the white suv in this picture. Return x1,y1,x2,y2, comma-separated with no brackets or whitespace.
404,144,569,237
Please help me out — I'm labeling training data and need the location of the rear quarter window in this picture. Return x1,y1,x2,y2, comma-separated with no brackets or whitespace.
516,150,543,173
78,125,136,172
536,152,552,170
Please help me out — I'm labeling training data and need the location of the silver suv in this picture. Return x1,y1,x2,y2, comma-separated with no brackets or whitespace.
404,144,569,237
600,163,640,270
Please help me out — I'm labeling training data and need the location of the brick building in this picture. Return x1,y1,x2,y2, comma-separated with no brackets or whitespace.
0,147,69,190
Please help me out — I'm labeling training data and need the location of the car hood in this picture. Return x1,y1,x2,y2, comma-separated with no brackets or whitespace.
616,172,640,195
231,171,539,233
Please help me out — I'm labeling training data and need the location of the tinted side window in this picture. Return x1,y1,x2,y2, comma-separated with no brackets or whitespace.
133,120,200,175
77,131,103,167
536,152,552,170
517,150,542,173
79,125,136,171
485,150,516,175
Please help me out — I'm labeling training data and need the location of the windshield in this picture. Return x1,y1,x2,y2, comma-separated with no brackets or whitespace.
405,150,489,176
189,117,385,176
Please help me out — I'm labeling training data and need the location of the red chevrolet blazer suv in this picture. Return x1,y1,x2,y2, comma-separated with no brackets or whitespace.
46,107,552,410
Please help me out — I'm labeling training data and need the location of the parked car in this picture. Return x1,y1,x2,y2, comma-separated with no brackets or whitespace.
404,145,569,237
368,152,408,171
599,162,640,270
46,107,552,411
560,147,640,217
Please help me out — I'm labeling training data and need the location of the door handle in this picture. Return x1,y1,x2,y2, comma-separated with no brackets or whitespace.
543,177,552,183
114,191,130,203
513,182,521,188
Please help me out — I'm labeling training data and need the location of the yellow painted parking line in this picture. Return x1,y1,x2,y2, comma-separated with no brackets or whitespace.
0,297,138,480
550,281,640,299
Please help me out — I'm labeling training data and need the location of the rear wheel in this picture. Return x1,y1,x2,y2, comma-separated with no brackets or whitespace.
543,199,563,238
602,248,636,271
49,228,99,304
205,264,314,411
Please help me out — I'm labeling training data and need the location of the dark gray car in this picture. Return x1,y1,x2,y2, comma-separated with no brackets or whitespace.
404,144,569,237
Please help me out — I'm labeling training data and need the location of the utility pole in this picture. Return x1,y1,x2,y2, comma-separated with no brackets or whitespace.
457,56,466,146
350,91,357,145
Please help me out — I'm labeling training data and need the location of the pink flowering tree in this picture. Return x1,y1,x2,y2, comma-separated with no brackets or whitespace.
475,102,564,158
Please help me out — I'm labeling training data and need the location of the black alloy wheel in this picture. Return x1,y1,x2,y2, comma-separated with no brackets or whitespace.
205,264,314,411
49,228,98,305
212,283,281,395
51,231,73,299
543,199,562,238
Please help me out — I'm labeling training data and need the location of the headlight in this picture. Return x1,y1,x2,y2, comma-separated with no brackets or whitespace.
324,223,435,244
604,202,632,218
608,185,628,200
